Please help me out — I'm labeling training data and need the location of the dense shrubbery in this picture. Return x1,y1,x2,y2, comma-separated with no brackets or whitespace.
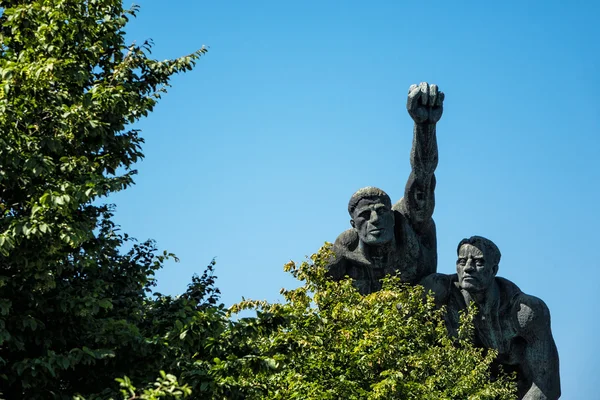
0,1,516,398
198,245,516,399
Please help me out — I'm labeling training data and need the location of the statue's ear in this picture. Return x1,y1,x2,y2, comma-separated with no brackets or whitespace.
492,264,499,276
350,219,355,229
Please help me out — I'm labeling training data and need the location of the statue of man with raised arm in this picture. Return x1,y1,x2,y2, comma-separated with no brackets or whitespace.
326,82,444,294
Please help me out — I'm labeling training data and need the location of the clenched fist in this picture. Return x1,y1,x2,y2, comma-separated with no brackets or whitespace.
407,82,444,124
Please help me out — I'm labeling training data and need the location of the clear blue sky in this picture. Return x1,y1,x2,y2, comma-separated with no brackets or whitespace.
111,1,599,398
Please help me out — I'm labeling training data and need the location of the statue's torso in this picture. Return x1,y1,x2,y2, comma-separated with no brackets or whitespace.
329,209,436,294
443,275,525,364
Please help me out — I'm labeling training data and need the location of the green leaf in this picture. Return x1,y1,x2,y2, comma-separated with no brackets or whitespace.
98,299,113,309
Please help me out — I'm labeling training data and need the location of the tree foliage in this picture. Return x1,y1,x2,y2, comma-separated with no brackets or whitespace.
201,245,517,399
0,0,205,397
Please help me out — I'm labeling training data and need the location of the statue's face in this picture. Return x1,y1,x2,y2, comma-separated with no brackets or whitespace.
456,244,497,293
351,198,394,245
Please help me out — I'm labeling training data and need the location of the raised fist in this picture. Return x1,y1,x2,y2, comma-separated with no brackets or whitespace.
407,82,444,124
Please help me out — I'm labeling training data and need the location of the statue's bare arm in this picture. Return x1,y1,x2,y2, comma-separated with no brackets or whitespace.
395,82,444,232
516,295,561,400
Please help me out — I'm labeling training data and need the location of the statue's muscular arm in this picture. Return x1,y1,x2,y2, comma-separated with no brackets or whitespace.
514,294,561,400
394,83,444,276
396,83,443,228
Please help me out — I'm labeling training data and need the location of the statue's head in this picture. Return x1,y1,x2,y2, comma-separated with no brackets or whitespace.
348,187,395,246
456,236,501,293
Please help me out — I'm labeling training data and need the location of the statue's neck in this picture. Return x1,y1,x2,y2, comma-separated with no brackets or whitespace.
357,237,396,267
461,281,499,312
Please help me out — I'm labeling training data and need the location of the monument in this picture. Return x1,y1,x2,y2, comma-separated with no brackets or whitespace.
324,83,561,399
421,236,560,399
325,82,443,294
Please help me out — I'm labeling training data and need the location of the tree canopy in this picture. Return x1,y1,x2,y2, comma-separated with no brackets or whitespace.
0,0,205,397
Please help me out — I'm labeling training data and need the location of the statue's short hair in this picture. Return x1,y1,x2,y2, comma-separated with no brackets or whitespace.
348,187,392,216
457,236,501,268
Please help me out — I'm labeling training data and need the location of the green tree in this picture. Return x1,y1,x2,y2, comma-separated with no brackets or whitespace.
0,0,205,397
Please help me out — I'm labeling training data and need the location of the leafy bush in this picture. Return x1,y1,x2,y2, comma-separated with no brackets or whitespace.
200,244,517,399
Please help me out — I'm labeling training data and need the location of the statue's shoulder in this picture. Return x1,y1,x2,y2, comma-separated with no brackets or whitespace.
420,273,456,304
392,197,405,213
333,228,358,253
498,278,551,335
393,197,436,236
495,276,522,301
391,205,411,240
329,229,360,269
515,293,551,331
325,231,355,278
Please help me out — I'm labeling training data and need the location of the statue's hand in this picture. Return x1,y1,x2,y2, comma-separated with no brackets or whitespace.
407,82,444,124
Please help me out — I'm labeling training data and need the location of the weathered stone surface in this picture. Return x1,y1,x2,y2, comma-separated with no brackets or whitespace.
421,236,561,400
323,82,560,398
325,82,442,294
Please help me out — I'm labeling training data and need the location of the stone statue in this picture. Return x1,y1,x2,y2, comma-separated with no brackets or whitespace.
325,82,444,294
421,236,560,400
